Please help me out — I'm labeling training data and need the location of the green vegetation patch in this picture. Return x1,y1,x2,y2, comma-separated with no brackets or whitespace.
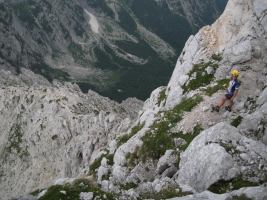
219,141,241,155
157,88,167,106
211,53,223,62
89,151,114,176
127,96,203,165
164,95,203,125
208,177,259,194
117,123,145,146
175,124,204,151
232,194,253,200
204,79,229,96
5,123,29,158
39,179,116,200
231,116,243,127
139,121,175,162
120,182,138,190
140,187,192,200
183,61,219,93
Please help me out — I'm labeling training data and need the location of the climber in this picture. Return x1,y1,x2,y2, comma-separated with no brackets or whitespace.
212,69,241,112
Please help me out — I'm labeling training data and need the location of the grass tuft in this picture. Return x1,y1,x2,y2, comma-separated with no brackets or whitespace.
231,194,253,200
211,53,223,62
157,88,167,106
208,177,259,194
176,124,203,151
183,61,219,93
204,79,229,96
231,116,243,127
39,179,116,200
89,151,113,176
120,182,138,190
140,187,192,200
117,123,145,146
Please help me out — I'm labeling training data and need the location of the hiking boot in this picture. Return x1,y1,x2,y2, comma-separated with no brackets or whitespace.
225,106,232,112
211,105,220,112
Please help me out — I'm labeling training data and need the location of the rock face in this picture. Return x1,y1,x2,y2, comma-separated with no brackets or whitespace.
178,122,267,192
165,0,267,108
105,0,267,199
0,71,143,199
168,185,267,200
1,0,267,200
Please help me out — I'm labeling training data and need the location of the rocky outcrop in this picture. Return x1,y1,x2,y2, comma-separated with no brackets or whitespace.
102,0,267,198
178,122,267,192
0,71,143,199
165,0,267,108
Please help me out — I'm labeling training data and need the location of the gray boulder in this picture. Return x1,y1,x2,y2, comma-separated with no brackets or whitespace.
205,66,215,75
238,110,265,139
177,122,267,192
79,192,94,200
156,150,178,175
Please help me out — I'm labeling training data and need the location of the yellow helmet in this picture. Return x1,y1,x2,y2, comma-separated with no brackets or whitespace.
231,69,240,77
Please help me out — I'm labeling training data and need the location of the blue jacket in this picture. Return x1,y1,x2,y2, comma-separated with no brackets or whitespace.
226,79,240,96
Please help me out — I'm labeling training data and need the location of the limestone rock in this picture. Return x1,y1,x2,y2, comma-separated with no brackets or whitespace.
174,138,187,147
79,192,94,200
257,87,267,106
167,185,267,200
97,158,109,183
178,142,237,192
177,122,267,192
161,165,178,178
156,150,178,175
205,66,215,75
0,74,142,199
239,110,265,139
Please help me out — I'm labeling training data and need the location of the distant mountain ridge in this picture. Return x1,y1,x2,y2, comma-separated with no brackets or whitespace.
0,0,227,101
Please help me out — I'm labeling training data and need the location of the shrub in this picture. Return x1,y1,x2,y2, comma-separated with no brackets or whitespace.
39,179,116,200
204,79,228,96
183,61,218,93
231,116,243,127
208,177,259,194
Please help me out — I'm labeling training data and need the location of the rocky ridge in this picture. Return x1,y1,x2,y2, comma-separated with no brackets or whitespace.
0,70,143,199
103,0,267,199
1,0,267,200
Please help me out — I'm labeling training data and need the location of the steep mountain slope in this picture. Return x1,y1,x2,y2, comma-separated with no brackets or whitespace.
0,69,143,200
0,0,227,101
1,0,267,200
106,0,267,199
